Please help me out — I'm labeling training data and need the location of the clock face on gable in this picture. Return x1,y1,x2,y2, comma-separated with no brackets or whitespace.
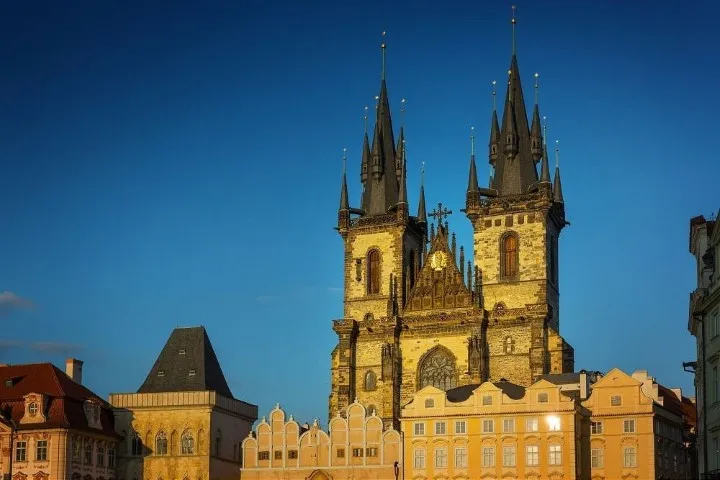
430,251,447,271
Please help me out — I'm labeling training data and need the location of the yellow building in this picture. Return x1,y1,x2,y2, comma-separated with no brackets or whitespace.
240,401,402,480
330,10,573,429
109,326,257,480
401,377,582,480
581,368,694,480
0,359,121,480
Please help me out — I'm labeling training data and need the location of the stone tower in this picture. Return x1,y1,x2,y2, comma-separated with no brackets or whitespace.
330,22,574,427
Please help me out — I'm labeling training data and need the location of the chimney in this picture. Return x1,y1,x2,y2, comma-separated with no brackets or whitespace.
579,370,589,400
65,358,83,385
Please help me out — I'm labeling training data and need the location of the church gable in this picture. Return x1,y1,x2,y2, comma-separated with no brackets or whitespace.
404,224,474,312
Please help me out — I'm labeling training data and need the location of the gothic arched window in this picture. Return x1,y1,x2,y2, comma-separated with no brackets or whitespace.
418,348,457,391
364,370,377,391
367,249,381,295
155,431,168,455
504,337,515,354
181,431,195,455
500,232,519,280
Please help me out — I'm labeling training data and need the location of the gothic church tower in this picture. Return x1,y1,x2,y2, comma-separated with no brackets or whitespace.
331,14,575,427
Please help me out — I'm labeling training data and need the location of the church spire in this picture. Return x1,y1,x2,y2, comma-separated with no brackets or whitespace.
491,6,538,196
553,140,564,203
398,140,408,205
417,162,427,223
340,148,349,211
489,80,500,168
361,32,399,216
539,116,551,184
467,127,479,193
530,73,543,162
395,99,406,181
360,106,370,184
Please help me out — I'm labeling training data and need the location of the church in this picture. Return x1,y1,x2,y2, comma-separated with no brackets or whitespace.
330,21,573,430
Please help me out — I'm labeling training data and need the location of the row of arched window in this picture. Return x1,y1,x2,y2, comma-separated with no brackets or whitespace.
126,428,211,456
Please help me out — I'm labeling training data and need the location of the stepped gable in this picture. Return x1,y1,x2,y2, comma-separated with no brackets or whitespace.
404,223,473,312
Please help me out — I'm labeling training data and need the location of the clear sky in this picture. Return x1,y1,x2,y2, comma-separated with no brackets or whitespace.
1,0,718,424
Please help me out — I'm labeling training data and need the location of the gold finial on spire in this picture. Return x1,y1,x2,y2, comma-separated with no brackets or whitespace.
470,126,476,156
492,80,497,111
342,147,347,175
511,5,517,56
555,139,560,168
534,72,540,105
364,106,369,134
401,98,406,128
421,161,425,187
381,31,387,80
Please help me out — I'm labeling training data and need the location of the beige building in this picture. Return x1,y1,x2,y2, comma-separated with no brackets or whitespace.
689,211,720,477
399,368,695,480
240,401,402,480
0,359,121,480
109,326,257,480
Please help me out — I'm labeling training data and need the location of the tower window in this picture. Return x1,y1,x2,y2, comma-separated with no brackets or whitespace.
367,249,381,295
500,232,519,280
364,370,377,391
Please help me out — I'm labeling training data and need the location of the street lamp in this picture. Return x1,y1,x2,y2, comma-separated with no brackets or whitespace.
393,460,399,480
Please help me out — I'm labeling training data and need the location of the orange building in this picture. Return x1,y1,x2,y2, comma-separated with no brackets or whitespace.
241,401,402,479
401,378,582,480
0,359,121,480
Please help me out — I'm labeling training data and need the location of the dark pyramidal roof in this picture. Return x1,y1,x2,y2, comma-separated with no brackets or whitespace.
138,326,234,399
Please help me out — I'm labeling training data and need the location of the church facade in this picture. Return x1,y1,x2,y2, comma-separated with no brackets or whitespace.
330,33,573,429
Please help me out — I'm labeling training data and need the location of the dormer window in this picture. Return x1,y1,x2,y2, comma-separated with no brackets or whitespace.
158,370,165,377
5,379,12,388
28,402,38,416
179,349,186,355
189,370,196,376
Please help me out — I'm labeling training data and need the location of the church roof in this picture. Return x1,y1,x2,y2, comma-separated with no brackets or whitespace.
445,381,526,403
138,326,234,398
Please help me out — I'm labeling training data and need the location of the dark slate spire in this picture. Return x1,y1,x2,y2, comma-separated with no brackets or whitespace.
530,75,543,163
360,36,399,216
395,126,405,180
553,141,564,203
492,10,539,196
360,106,370,184
417,162,427,223
467,127,479,193
489,80,500,168
398,140,407,206
340,149,349,211
138,326,234,398
539,119,551,184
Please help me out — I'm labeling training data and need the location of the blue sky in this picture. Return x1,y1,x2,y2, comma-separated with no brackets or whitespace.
1,0,718,424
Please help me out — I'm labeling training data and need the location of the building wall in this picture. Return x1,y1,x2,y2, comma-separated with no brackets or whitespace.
0,427,118,480
581,368,691,480
109,391,256,480
401,380,580,480
689,214,720,476
241,401,402,480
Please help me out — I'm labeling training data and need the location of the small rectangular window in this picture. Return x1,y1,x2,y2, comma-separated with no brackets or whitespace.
591,448,604,468
455,421,466,434
158,370,165,377
258,451,269,460
366,447,378,457
503,445,516,467
624,419,636,433
414,422,425,435
537,392,549,403
36,440,48,461
482,419,494,433
288,450,298,459
482,395,493,405
526,445,539,467
336,448,345,458
352,447,364,458
611,395,622,406
454,447,467,468
189,369,196,376
15,441,27,462
503,418,515,433
482,446,495,467
413,449,425,469
424,398,435,408
179,348,186,355
526,417,539,432
549,444,562,465
434,448,447,468
274,451,282,460
591,421,603,434
623,446,637,467
435,421,446,435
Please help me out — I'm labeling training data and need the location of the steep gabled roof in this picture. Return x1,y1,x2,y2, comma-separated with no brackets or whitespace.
138,326,233,398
